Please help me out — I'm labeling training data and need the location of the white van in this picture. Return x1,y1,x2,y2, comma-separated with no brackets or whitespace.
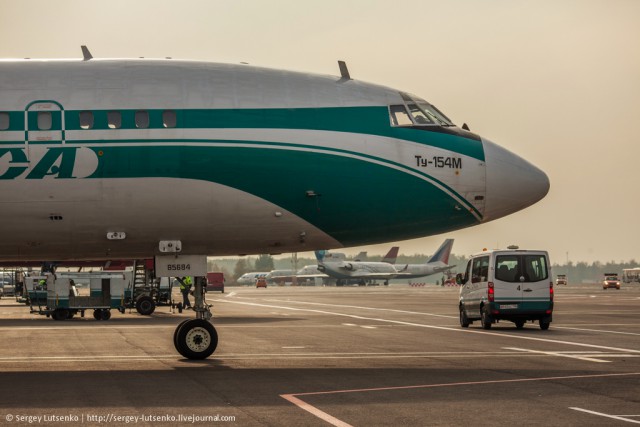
458,249,553,330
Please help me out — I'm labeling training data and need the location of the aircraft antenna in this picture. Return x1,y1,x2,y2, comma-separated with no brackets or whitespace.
81,45,93,61
338,60,351,80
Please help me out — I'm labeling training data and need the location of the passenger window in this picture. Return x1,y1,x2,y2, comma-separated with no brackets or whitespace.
107,111,122,129
79,111,94,130
495,255,519,282
0,112,9,130
463,260,471,284
135,110,149,129
162,110,176,128
389,105,413,126
523,255,548,282
471,256,489,283
38,111,52,130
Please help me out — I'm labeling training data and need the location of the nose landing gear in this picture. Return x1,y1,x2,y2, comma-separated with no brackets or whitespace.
173,276,218,359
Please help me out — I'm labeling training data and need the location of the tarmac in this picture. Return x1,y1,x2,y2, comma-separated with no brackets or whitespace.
0,283,638,426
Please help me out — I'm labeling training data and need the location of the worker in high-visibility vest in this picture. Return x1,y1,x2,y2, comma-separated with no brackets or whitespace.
180,276,193,309
38,279,47,290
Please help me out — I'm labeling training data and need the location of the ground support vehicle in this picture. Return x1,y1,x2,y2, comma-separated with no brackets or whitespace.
28,271,131,321
24,275,48,307
121,260,174,315
458,248,553,330
603,273,621,290
206,272,225,293
622,268,640,283
555,274,567,286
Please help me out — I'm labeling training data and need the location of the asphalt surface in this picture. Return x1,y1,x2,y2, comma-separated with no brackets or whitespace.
0,283,638,426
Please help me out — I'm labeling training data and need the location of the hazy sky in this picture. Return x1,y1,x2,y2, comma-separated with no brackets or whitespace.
1,0,638,264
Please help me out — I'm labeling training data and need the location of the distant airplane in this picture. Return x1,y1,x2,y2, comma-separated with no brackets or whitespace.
0,50,549,358
315,249,398,286
298,246,399,285
395,239,455,279
265,269,296,285
236,272,269,286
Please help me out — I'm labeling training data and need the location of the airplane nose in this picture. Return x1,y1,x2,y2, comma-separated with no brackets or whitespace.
482,138,550,221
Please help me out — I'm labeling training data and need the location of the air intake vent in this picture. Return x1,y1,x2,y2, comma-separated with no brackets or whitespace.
49,215,63,221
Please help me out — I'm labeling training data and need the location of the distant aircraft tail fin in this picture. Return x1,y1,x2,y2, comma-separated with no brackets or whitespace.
315,250,326,263
381,246,400,264
354,251,367,261
427,239,454,264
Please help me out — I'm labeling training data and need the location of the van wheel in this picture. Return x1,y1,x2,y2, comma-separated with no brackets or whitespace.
540,318,551,330
515,320,525,329
481,307,492,330
459,307,470,328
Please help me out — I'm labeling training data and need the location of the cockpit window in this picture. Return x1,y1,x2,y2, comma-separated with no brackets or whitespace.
407,104,434,125
398,92,455,127
389,105,413,126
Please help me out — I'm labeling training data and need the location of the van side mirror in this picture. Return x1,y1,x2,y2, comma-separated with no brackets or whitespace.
456,273,463,285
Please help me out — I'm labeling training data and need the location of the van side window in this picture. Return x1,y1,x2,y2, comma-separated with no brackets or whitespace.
389,105,413,126
0,112,9,130
463,260,471,283
471,256,489,283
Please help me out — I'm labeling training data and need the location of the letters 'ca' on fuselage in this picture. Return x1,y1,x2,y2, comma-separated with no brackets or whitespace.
0,59,549,261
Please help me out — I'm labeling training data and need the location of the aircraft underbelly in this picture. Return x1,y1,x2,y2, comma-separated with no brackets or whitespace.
0,178,340,261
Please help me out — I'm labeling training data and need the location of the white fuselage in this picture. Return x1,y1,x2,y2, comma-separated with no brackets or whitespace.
0,59,549,262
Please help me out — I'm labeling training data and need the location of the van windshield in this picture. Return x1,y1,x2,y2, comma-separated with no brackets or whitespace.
495,254,548,283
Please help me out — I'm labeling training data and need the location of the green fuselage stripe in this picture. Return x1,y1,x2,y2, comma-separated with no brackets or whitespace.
86,144,479,245
2,106,485,160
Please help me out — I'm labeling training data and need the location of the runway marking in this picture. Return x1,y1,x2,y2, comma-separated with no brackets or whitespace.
342,323,377,329
570,407,640,424
265,299,457,319
0,350,566,363
504,347,611,363
0,325,175,331
218,299,640,355
225,291,237,298
554,326,640,336
282,372,640,426
281,394,353,427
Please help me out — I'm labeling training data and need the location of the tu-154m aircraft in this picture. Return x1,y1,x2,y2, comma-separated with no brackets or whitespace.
0,48,549,359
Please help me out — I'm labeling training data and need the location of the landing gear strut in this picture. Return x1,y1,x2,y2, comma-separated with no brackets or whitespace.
173,276,218,359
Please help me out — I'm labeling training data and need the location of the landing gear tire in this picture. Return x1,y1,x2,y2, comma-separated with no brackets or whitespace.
515,320,525,329
173,319,191,350
174,319,218,360
459,307,470,328
136,296,156,315
93,309,101,320
67,310,75,320
100,309,111,321
481,307,492,330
